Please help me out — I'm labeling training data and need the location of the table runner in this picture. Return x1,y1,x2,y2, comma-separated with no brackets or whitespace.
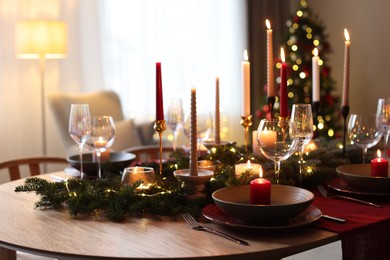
312,189,390,260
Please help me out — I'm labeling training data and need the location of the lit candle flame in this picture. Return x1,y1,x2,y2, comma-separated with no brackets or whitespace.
280,47,285,62
243,49,249,61
344,28,350,42
313,47,318,57
259,166,263,178
246,160,251,168
265,19,271,30
377,149,382,158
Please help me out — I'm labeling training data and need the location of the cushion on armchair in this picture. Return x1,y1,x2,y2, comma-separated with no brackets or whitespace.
111,119,143,151
48,90,148,156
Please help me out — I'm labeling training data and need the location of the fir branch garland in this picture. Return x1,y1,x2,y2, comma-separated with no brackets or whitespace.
15,140,365,222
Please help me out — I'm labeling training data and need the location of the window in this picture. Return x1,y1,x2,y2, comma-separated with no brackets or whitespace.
99,0,247,142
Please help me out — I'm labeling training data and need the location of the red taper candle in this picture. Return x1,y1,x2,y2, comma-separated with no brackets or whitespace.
279,48,288,117
156,62,164,120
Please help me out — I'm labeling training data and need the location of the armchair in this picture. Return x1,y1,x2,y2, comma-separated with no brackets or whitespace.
48,90,155,156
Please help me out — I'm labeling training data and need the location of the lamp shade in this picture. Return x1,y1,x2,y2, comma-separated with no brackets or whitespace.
16,20,67,59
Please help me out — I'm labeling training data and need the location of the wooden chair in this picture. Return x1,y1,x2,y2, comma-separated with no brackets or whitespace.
124,145,184,162
0,156,68,181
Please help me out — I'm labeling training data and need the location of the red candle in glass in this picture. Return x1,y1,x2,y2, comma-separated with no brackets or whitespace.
156,62,164,120
279,48,288,117
250,168,271,204
371,150,388,177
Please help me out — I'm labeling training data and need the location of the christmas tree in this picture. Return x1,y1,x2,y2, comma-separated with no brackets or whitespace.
257,0,342,138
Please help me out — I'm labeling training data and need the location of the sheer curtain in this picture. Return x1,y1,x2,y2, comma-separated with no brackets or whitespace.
98,0,247,143
0,0,246,181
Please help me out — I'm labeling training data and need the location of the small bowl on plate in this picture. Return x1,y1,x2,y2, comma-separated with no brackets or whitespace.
67,152,136,179
336,164,390,192
212,185,314,224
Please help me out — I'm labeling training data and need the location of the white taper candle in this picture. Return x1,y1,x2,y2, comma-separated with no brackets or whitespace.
241,50,250,116
312,48,320,102
189,87,198,176
266,19,275,97
215,77,221,145
342,29,350,107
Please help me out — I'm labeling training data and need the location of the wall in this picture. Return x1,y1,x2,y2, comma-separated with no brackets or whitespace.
294,0,390,115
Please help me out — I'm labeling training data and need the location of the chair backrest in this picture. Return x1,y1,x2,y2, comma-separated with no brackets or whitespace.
124,145,183,162
0,157,68,181
48,90,126,155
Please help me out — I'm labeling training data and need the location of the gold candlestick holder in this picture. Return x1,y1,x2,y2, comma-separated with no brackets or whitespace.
154,119,167,175
240,115,252,152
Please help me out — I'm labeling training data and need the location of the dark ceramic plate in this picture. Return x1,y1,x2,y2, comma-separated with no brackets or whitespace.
328,178,390,197
67,152,136,178
336,164,390,193
202,204,322,230
212,184,314,224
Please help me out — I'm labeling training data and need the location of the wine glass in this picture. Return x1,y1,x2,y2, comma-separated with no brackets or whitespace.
86,116,115,179
376,98,390,148
348,114,383,163
69,104,91,179
166,98,184,150
183,112,213,150
289,104,314,185
257,119,299,184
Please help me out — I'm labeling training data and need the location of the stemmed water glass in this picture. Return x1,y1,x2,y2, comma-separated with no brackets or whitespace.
69,104,91,179
348,114,383,163
257,119,299,184
289,104,314,185
86,116,115,179
376,98,390,148
183,112,213,149
166,98,184,150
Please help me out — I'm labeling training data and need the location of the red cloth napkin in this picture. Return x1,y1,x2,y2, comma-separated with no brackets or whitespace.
312,190,390,260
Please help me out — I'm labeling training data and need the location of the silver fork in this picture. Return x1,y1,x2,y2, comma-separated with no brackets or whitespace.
316,185,382,208
181,213,249,246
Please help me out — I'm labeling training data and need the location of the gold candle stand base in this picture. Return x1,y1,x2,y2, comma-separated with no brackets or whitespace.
154,120,167,174
240,115,252,152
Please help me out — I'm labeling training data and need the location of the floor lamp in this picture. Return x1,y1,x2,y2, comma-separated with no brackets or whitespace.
16,20,67,156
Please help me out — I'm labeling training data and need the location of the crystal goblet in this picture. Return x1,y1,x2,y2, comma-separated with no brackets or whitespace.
376,98,390,148
257,118,299,184
289,104,314,185
69,104,91,179
348,114,383,163
166,98,184,151
86,116,116,179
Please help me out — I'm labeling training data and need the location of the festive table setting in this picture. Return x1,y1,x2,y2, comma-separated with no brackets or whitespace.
2,4,390,260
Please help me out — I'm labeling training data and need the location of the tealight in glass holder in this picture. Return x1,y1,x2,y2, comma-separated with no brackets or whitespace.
121,167,156,190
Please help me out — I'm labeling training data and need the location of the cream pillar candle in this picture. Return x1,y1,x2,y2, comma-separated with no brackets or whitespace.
215,77,221,145
241,50,250,116
235,160,261,177
342,28,350,107
265,19,274,98
189,87,198,176
258,129,277,149
312,48,320,102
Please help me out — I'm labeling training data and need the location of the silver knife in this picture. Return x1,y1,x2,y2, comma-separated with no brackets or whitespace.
322,214,346,223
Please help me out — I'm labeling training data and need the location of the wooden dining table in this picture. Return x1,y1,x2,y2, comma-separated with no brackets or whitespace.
0,172,341,260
